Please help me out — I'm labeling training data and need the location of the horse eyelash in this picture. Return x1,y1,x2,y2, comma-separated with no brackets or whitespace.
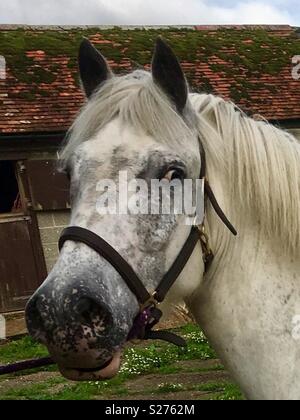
159,164,186,181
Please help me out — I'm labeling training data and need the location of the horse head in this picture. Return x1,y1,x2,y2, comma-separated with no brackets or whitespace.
25,38,205,381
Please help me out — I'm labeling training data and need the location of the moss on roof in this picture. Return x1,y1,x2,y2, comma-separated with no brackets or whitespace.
0,26,299,86
1,25,300,133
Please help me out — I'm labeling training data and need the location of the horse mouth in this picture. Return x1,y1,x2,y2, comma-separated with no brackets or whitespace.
57,351,122,381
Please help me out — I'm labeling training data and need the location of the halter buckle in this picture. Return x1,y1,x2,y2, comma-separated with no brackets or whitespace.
139,291,159,313
196,224,214,270
129,294,163,343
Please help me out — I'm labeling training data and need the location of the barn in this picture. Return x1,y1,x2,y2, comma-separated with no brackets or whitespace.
0,24,300,314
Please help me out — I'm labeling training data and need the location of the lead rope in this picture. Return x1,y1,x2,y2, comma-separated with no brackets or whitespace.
0,357,54,376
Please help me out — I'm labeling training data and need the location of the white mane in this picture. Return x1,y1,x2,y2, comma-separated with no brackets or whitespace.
191,93,300,255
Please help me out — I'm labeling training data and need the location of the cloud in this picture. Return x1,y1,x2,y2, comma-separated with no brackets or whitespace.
0,0,298,26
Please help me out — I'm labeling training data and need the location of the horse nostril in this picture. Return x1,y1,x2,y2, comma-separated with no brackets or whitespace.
76,297,113,333
25,296,46,341
26,291,114,346
76,298,94,325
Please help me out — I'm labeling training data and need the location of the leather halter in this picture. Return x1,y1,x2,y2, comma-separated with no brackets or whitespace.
58,143,237,347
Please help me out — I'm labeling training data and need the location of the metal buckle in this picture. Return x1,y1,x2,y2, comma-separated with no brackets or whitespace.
198,224,210,246
195,223,214,268
139,291,159,313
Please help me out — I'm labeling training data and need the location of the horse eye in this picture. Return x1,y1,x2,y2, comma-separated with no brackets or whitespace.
163,168,185,182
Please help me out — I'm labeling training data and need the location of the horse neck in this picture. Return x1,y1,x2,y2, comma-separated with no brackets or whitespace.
189,163,300,399
199,111,300,301
188,112,300,399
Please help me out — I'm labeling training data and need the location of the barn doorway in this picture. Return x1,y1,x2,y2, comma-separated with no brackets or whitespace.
0,161,21,214
0,160,46,313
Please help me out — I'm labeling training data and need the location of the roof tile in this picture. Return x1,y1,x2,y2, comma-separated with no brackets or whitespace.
0,24,300,135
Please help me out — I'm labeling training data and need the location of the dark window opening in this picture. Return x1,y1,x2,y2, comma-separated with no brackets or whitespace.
0,161,21,214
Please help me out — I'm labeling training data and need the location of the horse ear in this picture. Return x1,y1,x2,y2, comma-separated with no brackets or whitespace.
152,37,188,113
79,38,112,98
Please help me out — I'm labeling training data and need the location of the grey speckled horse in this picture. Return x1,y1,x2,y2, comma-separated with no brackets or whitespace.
26,38,300,400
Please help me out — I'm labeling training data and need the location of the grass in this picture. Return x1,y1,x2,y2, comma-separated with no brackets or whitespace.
0,336,49,364
191,381,244,399
157,383,184,393
150,381,244,400
0,324,244,400
212,383,245,401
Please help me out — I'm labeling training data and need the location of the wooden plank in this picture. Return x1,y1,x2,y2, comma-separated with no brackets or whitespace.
0,220,42,312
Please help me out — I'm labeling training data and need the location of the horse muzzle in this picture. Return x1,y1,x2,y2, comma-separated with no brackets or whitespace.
25,265,137,381
57,350,123,381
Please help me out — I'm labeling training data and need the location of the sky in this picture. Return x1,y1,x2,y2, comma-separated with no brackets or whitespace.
0,0,299,26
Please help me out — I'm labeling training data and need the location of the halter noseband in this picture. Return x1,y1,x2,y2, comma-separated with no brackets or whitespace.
58,144,237,347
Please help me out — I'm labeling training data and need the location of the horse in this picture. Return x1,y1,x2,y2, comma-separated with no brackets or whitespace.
25,38,300,400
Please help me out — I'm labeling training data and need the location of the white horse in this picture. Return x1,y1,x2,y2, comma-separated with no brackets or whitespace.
26,38,300,400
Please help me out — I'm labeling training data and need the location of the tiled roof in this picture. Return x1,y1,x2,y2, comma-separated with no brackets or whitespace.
0,24,300,135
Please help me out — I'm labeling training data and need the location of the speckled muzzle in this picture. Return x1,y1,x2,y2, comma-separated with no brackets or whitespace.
25,249,139,381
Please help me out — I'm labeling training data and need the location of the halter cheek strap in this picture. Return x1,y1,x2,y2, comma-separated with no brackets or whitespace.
199,141,237,237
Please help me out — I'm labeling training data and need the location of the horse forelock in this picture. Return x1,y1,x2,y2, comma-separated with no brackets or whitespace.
59,70,197,169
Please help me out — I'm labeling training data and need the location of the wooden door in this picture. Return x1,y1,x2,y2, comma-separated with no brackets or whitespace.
0,161,47,313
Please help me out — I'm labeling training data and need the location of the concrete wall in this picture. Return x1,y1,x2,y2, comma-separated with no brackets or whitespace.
37,210,70,272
